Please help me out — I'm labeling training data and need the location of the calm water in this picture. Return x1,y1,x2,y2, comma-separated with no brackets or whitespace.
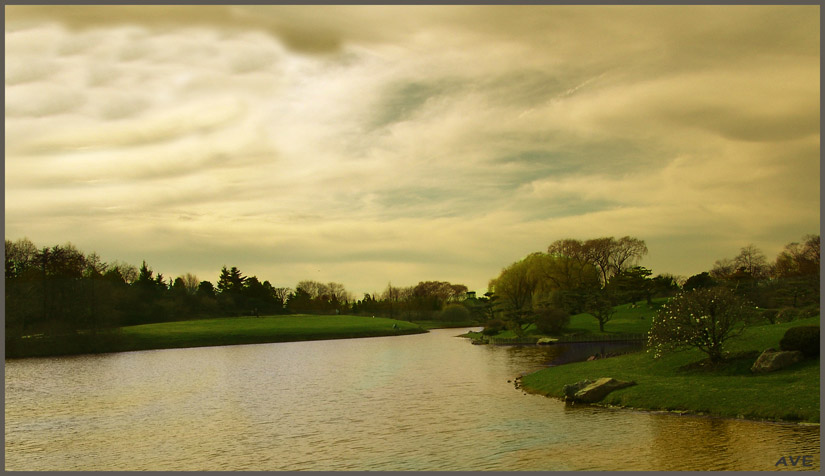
4,328,820,471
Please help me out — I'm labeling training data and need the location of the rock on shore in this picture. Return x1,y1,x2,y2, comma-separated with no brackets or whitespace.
751,348,804,373
563,377,636,403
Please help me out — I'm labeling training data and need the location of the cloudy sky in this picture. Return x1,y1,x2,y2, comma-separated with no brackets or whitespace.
4,5,820,295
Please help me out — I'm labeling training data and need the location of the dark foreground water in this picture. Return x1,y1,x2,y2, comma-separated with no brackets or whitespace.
4,328,820,471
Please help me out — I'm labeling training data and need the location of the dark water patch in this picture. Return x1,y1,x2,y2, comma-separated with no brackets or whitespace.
542,341,645,366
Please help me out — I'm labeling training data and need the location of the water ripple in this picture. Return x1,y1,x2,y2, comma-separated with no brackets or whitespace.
5,329,820,471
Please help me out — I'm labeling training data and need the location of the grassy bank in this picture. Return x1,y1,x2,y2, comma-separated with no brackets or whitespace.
6,315,427,358
520,316,820,423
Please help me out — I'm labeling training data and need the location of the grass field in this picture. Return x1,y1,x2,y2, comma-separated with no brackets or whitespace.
463,299,664,341
565,299,666,335
7,315,427,358
520,316,821,423
412,320,481,330
118,314,427,350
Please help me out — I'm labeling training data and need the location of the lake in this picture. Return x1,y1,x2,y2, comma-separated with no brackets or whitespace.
4,328,820,470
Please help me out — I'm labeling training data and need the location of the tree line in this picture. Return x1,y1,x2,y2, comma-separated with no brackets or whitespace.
4,238,477,345
487,234,820,336
353,281,470,321
7,233,817,345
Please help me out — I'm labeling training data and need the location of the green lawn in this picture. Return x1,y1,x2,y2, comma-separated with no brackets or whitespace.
520,316,821,422
412,320,481,330
8,315,427,357
463,299,664,340
117,314,426,350
565,299,665,335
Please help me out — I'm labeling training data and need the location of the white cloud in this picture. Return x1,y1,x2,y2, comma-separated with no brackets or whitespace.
4,6,819,295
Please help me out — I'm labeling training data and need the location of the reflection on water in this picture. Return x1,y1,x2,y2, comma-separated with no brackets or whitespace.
501,340,645,368
5,328,820,471
647,413,821,471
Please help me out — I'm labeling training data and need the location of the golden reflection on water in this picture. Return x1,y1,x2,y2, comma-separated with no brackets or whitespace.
648,413,821,471
5,329,821,471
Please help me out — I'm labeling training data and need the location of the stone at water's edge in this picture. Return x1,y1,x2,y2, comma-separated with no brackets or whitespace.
566,378,636,403
750,348,804,374
562,379,594,401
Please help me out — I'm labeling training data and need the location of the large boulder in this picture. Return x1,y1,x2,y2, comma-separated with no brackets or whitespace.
751,348,804,374
562,379,594,401
565,378,636,403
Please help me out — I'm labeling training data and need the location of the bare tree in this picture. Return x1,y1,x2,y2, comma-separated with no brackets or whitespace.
710,258,737,279
733,244,769,279
561,236,649,286
583,237,615,286
108,260,138,284
182,273,200,295
296,280,325,299
271,287,291,309
775,235,820,277
326,282,351,302
610,236,648,276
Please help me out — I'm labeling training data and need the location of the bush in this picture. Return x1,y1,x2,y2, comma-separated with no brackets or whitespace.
779,326,820,358
760,309,779,324
776,307,801,323
534,307,570,334
439,304,471,322
482,319,506,336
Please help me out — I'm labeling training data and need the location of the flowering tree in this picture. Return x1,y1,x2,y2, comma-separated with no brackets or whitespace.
647,287,755,363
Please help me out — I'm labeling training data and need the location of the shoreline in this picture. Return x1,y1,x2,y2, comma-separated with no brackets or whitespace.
515,317,820,424
517,376,821,426
5,314,430,359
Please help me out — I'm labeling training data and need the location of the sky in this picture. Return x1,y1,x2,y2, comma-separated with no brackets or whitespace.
4,5,820,296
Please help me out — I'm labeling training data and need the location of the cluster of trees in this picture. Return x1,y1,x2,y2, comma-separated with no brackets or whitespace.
488,236,659,335
684,235,820,312
4,238,329,341
350,281,470,321
648,235,819,363
4,238,478,344
285,280,352,315
486,234,819,337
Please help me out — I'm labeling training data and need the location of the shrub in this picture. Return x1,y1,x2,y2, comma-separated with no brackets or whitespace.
439,304,471,322
648,287,755,363
482,319,506,336
799,306,820,319
534,307,570,334
779,326,820,358
760,309,779,324
776,307,801,323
